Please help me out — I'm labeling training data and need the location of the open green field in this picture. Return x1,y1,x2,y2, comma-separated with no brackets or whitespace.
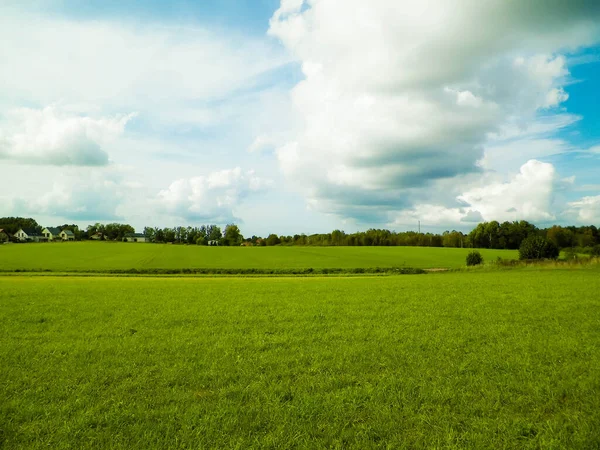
2,268,599,448
0,242,517,272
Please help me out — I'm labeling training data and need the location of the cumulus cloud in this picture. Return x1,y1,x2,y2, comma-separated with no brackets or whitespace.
156,168,273,223
268,0,600,223
391,160,559,227
0,106,134,166
568,195,600,223
459,160,558,222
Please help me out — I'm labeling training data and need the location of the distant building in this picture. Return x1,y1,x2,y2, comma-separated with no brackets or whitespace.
0,229,12,243
42,227,62,241
124,233,147,243
208,240,220,246
15,228,43,242
59,230,75,241
90,232,105,240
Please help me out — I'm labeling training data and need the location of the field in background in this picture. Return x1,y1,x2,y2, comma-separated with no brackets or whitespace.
1,267,599,449
0,242,517,272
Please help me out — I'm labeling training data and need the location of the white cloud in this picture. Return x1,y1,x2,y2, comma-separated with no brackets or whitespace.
459,160,558,222
268,0,600,223
0,10,289,112
8,168,130,220
0,106,134,166
568,195,600,223
0,7,293,171
156,167,273,223
390,160,559,227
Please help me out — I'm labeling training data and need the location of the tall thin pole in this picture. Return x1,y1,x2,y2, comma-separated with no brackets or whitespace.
418,220,420,234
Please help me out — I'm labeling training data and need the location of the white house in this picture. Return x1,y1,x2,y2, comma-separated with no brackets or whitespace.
208,239,220,246
42,227,61,241
15,228,42,242
59,230,75,241
124,232,147,243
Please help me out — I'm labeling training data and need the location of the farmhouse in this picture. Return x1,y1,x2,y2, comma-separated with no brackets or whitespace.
0,229,12,243
208,239,220,246
15,228,43,242
42,227,62,241
90,232,104,240
124,233,147,243
60,230,75,241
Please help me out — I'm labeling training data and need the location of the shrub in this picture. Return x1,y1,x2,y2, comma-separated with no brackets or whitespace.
563,248,578,261
519,235,559,260
591,245,600,257
466,250,483,266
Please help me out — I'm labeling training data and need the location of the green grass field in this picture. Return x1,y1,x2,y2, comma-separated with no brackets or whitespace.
0,242,517,272
2,267,599,448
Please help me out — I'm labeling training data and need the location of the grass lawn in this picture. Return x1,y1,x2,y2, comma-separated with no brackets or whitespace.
1,267,599,448
0,242,517,272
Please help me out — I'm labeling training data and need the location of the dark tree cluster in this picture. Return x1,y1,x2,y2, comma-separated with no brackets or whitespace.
253,229,454,247
86,223,135,241
468,221,600,253
141,224,243,246
0,217,41,235
518,235,560,260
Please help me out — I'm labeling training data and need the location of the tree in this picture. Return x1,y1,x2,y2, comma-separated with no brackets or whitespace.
546,225,574,249
223,224,243,246
519,236,559,260
143,227,156,242
207,226,222,242
103,223,134,240
0,217,40,235
163,228,176,243
331,229,346,246
266,234,281,246
154,228,165,242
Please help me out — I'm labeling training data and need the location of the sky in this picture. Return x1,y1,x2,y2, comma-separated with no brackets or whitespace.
1,0,600,236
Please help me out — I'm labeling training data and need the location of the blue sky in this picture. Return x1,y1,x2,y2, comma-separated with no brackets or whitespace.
1,0,600,235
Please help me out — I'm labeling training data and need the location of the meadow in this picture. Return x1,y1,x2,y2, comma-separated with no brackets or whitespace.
0,242,517,272
2,267,599,449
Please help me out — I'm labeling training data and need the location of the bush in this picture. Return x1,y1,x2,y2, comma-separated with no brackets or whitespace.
591,245,600,257
519,235,559,260
466,250,483,266
563,248,578,261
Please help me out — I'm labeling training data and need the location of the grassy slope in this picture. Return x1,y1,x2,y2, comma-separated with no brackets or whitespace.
1,268,599,449
0,242,517,271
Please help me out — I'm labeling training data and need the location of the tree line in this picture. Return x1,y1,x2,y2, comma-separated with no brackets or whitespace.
1,216,598,252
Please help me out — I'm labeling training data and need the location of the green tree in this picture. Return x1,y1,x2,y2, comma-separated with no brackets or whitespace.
0,217,40,235
223,224,243,246
208,226,222,242
519,236,559,260
266,234,281,246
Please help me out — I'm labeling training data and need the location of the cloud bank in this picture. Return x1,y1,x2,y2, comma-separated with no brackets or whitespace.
268,0,600,225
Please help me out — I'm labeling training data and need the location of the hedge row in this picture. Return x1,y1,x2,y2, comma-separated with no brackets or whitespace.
4,267,426,275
